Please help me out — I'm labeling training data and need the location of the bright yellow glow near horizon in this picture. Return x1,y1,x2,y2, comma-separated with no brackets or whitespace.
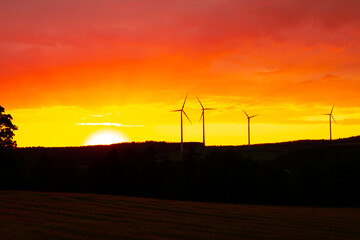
9,103,360,148
84,129,130,146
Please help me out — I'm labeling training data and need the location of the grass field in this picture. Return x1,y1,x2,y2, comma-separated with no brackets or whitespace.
0,191,360,239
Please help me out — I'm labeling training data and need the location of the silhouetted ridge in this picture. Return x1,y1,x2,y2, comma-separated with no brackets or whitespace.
1,136,360,206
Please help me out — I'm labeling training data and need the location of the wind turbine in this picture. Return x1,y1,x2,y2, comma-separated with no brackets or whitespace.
171,95,192,152
323,104,336,140
243,109,259,146
197,97,215,146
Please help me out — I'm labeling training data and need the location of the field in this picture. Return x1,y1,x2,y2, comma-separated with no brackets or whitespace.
1,191,360,239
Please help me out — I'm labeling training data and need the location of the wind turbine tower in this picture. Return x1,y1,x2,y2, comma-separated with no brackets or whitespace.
243,110,259,146
323,104,336,140
172,95,192,152
197,97,215,146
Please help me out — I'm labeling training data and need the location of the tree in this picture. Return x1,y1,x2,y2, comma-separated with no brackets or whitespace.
0,105,17,149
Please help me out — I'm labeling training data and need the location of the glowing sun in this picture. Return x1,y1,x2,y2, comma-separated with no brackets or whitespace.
84,130,130,146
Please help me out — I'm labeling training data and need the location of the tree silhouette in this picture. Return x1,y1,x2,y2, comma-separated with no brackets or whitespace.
0,105,18,149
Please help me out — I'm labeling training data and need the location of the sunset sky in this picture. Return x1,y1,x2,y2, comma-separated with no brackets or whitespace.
2,0,360,147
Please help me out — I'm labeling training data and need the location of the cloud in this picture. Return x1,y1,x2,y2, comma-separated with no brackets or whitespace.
76,122,144,127
2,0,360,110
340,118,360,125
2,0,360,51
2,0,360,66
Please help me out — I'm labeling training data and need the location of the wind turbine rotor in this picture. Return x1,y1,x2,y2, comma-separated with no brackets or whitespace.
199,112,204,122
330,104,335,114
331,115,337,124
182,94,188,110
183,111,192,124
242,109,249,118
196,96,204,110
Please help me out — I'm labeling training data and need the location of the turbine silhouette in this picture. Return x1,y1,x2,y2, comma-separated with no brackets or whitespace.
243,109,259,146
171,95,192,152
197,97,215,146
322,104,336,140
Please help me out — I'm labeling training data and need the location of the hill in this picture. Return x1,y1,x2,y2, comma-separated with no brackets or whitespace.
1,191,360,240
1,136,360,206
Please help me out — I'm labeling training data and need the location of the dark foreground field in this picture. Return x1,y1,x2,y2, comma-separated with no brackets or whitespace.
1,191,360,240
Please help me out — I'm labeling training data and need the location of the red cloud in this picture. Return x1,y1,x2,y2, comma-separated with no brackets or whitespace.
1,0,360,108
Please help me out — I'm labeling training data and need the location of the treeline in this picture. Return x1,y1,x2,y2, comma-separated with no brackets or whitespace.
1,141,360,206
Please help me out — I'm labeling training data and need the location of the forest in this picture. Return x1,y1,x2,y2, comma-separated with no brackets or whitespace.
1,137,360,207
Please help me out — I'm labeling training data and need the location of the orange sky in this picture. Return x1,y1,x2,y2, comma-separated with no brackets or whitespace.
1,0,360,147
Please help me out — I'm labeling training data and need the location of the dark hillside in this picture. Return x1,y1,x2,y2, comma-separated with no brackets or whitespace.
1,137,360,206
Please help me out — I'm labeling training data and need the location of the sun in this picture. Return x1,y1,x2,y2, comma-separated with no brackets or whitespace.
84,130,130,146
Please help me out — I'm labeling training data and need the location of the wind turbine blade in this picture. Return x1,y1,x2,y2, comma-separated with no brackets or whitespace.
242,109,249,118
170,109,182,112
332,115,337,124
196,96,204,109
182,94,188,110
330,104,335,114
204,108,216,110
249,114,259,118
322,114,330,116
199,112,204,122
183,111,192,124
